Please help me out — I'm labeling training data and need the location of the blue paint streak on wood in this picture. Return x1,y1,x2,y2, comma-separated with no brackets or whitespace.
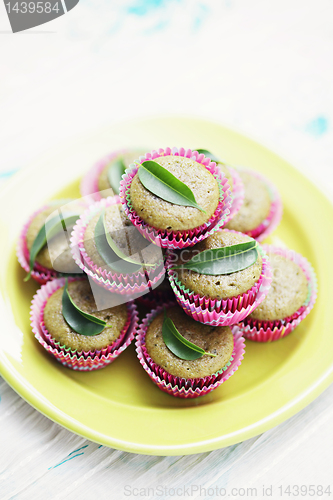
48,453,85,469
0,169,19,179
192,4,209,31
48,445,88,469
144,19,169,34
305,116,329,137
128,0,180,16
68,445,88,456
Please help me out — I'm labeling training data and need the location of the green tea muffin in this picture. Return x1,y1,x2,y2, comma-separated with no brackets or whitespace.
145,306,234,378
25,201,84,274
83,202,161,271
43,280,128,351
98,149,146,197
173,230,263,300
238,245,316,342
129,155,220,231
248,251,308,322
225,170,271,233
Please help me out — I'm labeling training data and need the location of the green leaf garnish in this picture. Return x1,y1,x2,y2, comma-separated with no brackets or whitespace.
196,149,220,163
62,279,109,336
172,241,259,275
25,212,80,281
162,310,216,360
138,160,206,213
94,209,154,274
107,157,126,195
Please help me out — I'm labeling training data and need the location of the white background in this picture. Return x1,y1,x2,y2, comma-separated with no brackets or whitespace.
0,1,333,498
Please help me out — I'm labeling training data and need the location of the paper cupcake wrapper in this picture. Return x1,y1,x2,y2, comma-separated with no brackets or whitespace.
17,200,84,285
166,231,272,326
135,302,245,398
238,245,317,342
30,277,139,370
80,149,127,202
70,195,166,296
119,147,232,249
230,168,283,242
223,166,245,225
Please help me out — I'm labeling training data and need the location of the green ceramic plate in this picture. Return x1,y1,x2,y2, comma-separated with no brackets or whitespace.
0,116,331,456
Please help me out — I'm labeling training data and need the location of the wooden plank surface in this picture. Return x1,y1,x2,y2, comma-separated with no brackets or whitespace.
1,376,332,499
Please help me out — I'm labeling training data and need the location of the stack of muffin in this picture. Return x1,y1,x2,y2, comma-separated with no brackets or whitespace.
19,147,316,398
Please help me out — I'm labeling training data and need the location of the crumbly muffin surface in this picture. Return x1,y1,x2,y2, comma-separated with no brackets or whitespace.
249,253,308,321
173,230,262,299
84,203,162,271
26,202,83,273
98,149,147,197
129,155,219,231
225,171,271,232
44,280,128,351
145,306,234,379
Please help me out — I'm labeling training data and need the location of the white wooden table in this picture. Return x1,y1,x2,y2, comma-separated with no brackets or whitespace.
1,1,333,498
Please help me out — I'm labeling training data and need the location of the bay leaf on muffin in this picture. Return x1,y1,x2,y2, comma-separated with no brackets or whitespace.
62,279,110,336
25,212,80,281
94,209,156,274
162,309,216,360
138,160,206,213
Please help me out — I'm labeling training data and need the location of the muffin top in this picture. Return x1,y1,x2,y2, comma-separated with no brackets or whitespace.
225,171,271,232
249,252,308,321
145,306,234,379
44,280,128,351
84,203,162,272
173,230,262,300
98,149,146,198
129,155,220,231
26,201,83,273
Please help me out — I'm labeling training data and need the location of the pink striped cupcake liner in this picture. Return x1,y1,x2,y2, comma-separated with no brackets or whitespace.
30,277,139,370
80,149,128,202
119,147,232,249
224,166,245,225
135,302,246,398
233,168,282,242
238,245,317,342
17,199,85,285
166,231,272,326
70,195,165,296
